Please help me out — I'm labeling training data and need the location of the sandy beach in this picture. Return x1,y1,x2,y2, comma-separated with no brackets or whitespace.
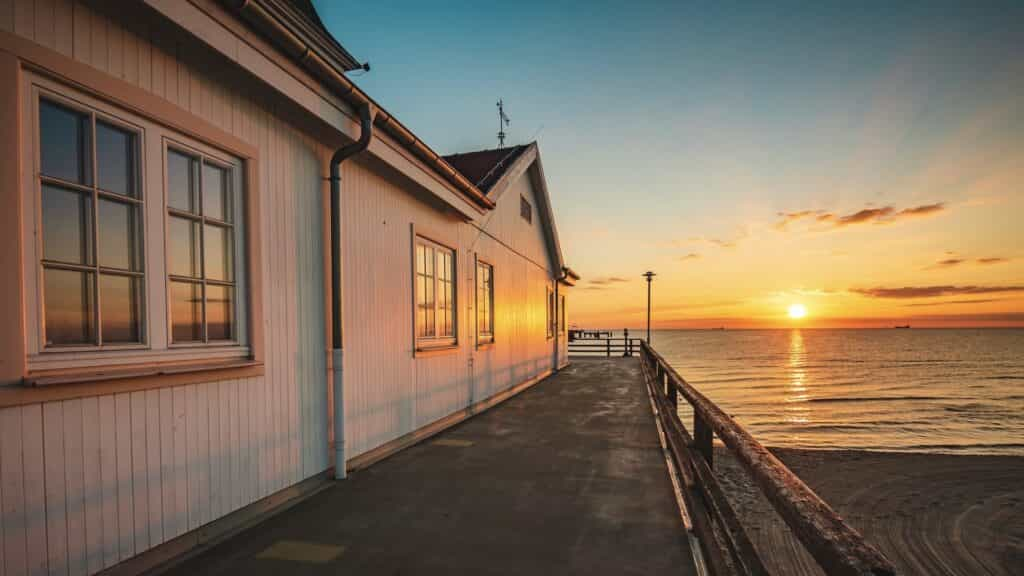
715,447,1024,576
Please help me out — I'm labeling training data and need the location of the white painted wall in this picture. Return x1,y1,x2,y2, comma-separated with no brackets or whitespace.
1,1,328,574
341,159,561,458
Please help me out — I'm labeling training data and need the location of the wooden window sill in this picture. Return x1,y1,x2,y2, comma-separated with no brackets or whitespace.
414,344,459,357
476,341,495,350
1,359,264,408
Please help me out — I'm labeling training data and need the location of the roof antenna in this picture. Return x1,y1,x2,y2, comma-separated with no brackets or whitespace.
497,99,510,148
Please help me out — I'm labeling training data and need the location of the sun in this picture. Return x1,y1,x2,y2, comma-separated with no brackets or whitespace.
788,303,808,319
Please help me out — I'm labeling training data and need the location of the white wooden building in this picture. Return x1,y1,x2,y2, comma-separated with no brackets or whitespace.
0,1,576,574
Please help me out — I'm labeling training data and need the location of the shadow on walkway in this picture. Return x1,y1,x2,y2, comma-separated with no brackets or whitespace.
165,358,694,575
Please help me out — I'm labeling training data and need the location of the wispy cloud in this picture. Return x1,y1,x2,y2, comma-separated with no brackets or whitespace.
584,276,631,290
924,255,1010,270
977,257,1009,265
851,285,1024,299
678,253,701,261
904,298,1006,307
775,202,947,231
925,258,966,270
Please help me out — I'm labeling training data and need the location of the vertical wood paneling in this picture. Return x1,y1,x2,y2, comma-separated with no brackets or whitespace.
80,397,101,574
194,385,210,527
114,394,133,560
127,392,147,562
170,388,186,539
42,402,68,576
52,0,71,57
206,381,220,521
62,399,86,576
217,381,230,514
97,397,117,568
157,388,174,543
143,390,161,549
1,407,27,576
21,405,46,575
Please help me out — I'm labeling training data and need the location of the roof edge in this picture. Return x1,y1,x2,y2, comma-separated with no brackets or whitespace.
224,0,495,210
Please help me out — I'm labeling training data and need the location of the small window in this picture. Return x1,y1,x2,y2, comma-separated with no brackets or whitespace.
559,295,566,334
520,195,532,224
167,148,237,343
38,99,144,347
415,237,456,347
546,285,555,339
476,260,494,344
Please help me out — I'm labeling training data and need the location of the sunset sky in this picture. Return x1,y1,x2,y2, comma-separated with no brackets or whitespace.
317,0,1024,328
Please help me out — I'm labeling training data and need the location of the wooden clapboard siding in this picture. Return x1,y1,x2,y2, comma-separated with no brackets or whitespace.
0,0,330,574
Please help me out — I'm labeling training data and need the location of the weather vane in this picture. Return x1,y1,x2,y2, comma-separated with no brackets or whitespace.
497,99,510,148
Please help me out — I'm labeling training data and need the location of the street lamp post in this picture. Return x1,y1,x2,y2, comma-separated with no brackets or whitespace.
642,271,656,343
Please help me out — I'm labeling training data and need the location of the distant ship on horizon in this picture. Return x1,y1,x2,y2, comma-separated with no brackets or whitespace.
894,325,911,329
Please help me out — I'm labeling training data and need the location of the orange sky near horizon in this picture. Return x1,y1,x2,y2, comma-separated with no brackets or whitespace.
565,188,1024,330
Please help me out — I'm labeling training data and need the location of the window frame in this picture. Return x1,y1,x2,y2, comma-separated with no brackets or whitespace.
520,195,533,224
475,257,494,346
20,71,255,376
559,294,566,334
162,138,246,349
33,91,148,351
546,284,555,340
413,234,458,350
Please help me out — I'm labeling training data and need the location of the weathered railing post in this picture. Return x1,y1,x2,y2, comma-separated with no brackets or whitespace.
606,337,611,357
623,328,631,357
694,414,714,468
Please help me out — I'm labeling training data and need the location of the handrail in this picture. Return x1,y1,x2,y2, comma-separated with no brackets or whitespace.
568,337,645,357
640,341,897,576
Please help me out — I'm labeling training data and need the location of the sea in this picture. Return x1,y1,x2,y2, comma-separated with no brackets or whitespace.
650,328,1024,455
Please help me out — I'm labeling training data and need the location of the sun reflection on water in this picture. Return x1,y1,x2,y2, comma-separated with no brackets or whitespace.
785,329,811,426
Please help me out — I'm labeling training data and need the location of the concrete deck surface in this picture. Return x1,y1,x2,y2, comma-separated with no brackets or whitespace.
163,358,695,575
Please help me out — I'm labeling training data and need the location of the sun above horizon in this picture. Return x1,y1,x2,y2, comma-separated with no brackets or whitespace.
788,304,808,319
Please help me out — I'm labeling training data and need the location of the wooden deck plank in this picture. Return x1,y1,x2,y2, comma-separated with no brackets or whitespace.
162,358,695,575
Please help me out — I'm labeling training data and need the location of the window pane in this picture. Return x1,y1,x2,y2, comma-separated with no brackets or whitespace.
98,198,141,270
168,216,201,278
100,274,142,343
167,150,197,213
206,284,234,341
44,268,94,346
441,280,453,336
170,281,203,342
42,184,93,265
416,276,428,337
204,224,233,282
96,121,136,196
416,244,426,275
425,277,435,336
39,100,91,184
202,163,229,221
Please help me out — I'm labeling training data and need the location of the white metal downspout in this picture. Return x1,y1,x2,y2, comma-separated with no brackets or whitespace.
329,104,374,479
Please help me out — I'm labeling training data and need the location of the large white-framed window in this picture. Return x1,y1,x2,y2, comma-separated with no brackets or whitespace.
165,143,240,345
476,258,494,345
35,96,146,349
22,73,250,373
414,235,457,348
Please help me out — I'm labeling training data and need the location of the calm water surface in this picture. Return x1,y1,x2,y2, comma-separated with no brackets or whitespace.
650,329,1024,455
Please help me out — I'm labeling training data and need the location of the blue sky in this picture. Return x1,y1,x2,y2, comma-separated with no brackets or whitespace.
314,1,1024,327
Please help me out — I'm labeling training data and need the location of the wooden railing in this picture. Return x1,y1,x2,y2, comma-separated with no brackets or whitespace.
638,341,898,576
567,329,644,357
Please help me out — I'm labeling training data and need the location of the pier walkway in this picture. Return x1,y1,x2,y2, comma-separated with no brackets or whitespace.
163,358,696,575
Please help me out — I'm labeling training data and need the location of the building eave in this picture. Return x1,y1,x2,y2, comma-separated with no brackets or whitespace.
221,0,495,211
